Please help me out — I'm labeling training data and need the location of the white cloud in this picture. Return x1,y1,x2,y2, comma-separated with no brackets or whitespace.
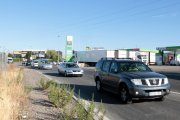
152,13,178,18
152,14,165,18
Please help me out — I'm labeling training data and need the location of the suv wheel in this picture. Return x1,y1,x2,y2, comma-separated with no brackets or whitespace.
64,71,68,77
96,80,102,92
58,70,61,75
120,85,132,104
156,96,165,101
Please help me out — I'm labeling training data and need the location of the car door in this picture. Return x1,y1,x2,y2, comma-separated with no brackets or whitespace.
101,60,111,89
108,61,120,93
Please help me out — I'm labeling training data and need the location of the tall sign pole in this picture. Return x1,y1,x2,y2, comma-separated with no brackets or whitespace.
65,36,73,62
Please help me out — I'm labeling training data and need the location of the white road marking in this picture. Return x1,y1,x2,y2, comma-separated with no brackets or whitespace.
171,91,180,95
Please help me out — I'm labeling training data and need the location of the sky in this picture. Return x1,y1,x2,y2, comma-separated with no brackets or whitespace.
0,0,180,53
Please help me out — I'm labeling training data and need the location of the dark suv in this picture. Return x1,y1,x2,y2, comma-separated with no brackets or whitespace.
94,58,170,104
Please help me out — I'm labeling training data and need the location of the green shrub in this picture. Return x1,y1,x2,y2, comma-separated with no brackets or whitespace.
46,80,58,88
39,77,57,90
97,100,106,120
63,92,105,120
13,58,22,62
75,99,87,120
39,77,46,89
24,86,33,94
38,78,106,120
48,85,73,108
86,95,95,120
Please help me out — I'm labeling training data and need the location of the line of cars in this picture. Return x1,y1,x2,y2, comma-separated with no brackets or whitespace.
24,57,171,103
23,59,53,70
22,59,84,77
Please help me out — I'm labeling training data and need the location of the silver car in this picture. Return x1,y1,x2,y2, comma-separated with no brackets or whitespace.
31,60,39,68
58,62,83,77
39,59,53,70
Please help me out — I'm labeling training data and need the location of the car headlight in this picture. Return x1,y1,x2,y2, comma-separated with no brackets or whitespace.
164,78,168,84
80,70,84,73
131,79,142,85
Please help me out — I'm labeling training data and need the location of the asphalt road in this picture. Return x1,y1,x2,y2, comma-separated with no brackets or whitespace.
29,65,180,120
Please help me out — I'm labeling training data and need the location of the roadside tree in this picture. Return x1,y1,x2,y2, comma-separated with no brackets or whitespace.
45,50,61,62
25,52,32,60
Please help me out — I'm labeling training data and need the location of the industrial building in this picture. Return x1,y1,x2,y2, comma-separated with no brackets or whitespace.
74,48,159,67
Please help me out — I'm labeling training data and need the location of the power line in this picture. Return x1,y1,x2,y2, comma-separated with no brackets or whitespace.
90,1,180,27
65,1,180,32
59,0,162,32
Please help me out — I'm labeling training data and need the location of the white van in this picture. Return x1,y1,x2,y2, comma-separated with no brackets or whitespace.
170,59,180,66
7,57,13,64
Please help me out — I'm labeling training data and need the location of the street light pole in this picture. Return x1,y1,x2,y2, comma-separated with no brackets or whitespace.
57,35,60,63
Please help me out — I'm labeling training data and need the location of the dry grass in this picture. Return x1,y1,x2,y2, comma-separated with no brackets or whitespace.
0,64,27,120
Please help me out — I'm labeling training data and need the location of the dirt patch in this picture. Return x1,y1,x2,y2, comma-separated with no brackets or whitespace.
22,68,60,120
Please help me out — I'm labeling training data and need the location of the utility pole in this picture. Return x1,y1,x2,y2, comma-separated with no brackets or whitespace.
57,35,60,63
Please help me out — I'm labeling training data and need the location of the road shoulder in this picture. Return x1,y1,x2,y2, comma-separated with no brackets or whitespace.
23,68,60,120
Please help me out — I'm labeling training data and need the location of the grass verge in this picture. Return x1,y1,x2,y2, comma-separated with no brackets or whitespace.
0,64,27,120
38,78,106,120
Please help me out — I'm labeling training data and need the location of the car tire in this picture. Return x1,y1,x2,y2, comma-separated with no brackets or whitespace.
58,70,61,75
96,80,103,92
156,96,165,101
64,72,67,77
120,84,132,104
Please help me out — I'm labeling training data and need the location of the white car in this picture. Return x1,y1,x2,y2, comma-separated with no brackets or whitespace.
170,59,180,66
38,59,53,70
7,57,13,64
31,60,39,68
42,64,53,70
57,62,83,77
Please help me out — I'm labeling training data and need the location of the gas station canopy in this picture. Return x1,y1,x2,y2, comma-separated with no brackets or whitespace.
157,46,180,51
156,46,180,65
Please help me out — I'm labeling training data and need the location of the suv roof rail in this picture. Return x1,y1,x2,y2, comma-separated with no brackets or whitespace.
101,57,114,60
117,58,133,60
101,57,133,60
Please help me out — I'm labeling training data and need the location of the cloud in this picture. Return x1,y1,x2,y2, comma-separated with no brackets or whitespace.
152,14,165,18
152,13,178,18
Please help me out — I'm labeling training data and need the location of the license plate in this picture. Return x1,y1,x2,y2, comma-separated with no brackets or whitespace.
149,92,162,96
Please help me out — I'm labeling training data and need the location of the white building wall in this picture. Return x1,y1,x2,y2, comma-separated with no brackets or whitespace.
107,50,115,58
118,50,128,58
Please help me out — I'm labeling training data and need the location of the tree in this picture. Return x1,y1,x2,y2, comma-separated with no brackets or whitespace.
8,53,13,58
25,52,32,60
46,50,59,61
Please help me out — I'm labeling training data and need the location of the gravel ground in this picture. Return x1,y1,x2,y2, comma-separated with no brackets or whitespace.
23,68,60,120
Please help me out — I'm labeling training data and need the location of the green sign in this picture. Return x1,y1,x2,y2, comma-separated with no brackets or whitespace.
65,36,73,62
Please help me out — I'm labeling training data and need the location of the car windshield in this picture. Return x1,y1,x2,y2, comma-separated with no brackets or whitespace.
44,60,50,64
66,63,79,68
118,62,152,72
34,61,38,63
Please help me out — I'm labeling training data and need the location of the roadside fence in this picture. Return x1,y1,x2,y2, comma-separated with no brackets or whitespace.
0,52,7,70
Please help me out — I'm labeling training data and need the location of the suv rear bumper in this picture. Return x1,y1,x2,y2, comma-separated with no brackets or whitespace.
129,84,170,98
